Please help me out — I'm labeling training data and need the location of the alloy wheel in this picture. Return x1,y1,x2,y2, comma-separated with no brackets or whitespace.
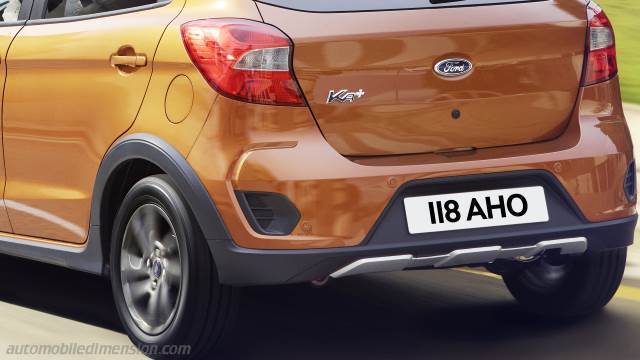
120,204,182,335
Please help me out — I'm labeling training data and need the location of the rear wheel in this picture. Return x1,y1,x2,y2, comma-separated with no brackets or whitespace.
110,175,234,358
501,248,626,317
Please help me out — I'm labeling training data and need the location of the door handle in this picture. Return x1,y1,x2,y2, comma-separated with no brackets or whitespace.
110,54,147,68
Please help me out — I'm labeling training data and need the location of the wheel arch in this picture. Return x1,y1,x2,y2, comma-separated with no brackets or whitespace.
92,133,231,274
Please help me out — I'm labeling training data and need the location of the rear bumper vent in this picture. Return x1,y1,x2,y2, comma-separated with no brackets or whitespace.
624,160,636,201
236,191,301,236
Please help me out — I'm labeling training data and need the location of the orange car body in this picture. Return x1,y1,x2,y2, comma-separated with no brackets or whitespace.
0,0,634,286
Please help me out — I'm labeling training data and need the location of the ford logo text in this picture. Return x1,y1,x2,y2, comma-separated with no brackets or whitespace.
434,58,473,77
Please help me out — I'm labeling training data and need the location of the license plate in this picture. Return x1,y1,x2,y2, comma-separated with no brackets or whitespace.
403,186,549,234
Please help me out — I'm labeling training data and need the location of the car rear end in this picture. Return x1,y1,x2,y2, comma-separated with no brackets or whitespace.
176,0,635,286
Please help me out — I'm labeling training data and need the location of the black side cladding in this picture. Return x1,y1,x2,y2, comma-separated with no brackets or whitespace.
254,0,547,13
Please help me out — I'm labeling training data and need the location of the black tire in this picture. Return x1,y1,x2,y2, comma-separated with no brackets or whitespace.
502,248,627,318
110,175,234,359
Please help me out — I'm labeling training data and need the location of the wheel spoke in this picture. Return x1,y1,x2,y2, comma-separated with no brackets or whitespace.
156,283,174,320
121,249,144,268
160,233,179,258
164,261,181,287
142,206,162,244
124,263,149,283
128,278,151,304
130,215,151,255
147,290,160,320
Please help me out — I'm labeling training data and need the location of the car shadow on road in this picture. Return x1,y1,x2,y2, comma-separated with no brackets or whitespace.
0,254,621,359
0,254,122,331
218,271,611,360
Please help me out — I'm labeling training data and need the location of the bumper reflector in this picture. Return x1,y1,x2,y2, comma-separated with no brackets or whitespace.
624,160,636,201
236,191,300,236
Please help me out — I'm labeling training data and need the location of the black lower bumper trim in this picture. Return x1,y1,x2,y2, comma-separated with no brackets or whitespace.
209,215,637,286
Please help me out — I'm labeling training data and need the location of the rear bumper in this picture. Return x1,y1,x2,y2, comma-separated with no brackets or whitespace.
189,77,636,252
187,77,637,286
207,152,638,286
210,214,636,286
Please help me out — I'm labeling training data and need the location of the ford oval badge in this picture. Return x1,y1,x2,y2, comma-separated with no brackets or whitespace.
434,58,473,77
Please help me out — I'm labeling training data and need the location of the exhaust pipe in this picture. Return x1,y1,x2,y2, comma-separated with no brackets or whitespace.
311,277,330,287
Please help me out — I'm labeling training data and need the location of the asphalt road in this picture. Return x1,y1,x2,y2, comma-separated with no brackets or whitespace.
0,254,639,360
0,104,639,360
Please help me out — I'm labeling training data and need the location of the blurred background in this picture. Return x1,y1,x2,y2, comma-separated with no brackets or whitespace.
599,0,639,104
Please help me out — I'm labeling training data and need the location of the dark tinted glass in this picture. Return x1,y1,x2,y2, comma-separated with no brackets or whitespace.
46,0,162,19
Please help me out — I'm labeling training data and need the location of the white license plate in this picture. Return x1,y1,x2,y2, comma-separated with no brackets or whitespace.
403,186,549,234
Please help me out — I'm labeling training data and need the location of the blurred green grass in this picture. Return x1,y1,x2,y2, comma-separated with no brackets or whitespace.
598,0,640,104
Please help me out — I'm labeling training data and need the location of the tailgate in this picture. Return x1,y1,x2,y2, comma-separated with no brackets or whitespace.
257,0,588,156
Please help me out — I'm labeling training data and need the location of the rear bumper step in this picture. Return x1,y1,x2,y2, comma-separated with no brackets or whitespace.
330,237,587,278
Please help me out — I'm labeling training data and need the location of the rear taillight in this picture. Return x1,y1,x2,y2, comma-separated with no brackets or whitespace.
582,2,617,86
181,19,304,106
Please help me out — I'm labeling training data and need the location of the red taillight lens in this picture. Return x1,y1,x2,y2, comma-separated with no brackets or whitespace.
582,2,617,86
181,19,304,106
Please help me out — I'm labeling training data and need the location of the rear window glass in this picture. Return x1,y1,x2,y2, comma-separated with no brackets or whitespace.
255,0,546,12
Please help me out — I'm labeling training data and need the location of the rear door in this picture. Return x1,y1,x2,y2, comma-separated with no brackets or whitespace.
2,0,185,243
257,0,588,156
0,1,32,233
